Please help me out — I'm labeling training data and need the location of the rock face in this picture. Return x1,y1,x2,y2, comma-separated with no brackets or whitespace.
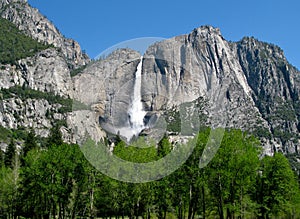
235,37,300,153
74,26,300,155
0,97,63,137
0,0,89,68
71,49,141,141
142,26,264,132
0,48,72,97
139,26,299,154
0,0,86,143
0,0,299,155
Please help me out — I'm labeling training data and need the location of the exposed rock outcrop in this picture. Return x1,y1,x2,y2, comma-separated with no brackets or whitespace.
0,97,64,137
0,48,72,98
142,27,269,141
71,49,141,141
235,37,300,153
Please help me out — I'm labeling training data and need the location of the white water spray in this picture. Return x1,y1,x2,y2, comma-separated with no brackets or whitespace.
129,56,146,131
117,56,146,141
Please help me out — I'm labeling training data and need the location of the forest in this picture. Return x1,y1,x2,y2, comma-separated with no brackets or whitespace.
0,127,300,219
0,17,51,65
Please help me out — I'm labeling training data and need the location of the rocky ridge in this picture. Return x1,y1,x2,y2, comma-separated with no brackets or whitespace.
0,1,299,156
0,0,87,146
73,26,300,155
0,0,90,68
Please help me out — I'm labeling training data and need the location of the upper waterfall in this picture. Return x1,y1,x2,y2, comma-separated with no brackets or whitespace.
128,56,146,131
117,56,147,142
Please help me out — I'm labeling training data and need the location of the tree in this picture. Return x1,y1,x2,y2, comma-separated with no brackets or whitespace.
23,130,37,157
21,130,38,166
47,125,63,147
20,143,90,218
0,151,20,218
185,129,211,219
0,149,3,167
207,129,261,219
255,153,300,218
4,138,16,168
0,167,16,218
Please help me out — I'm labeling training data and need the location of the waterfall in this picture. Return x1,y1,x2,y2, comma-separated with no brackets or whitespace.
128,56,146,131
117,56,146,142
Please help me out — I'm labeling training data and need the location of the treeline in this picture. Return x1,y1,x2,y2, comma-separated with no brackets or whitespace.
0,128,300,219
0,85,90,114
0,85,73,114
0,17,51,65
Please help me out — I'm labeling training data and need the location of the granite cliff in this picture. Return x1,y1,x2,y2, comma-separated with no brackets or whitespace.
0,0,299,156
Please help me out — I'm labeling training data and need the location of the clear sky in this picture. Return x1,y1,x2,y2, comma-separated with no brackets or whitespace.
27,0,300,69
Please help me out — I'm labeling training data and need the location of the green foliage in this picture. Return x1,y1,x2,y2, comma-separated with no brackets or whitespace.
286,153,300,179
273,127,296,143
70,64,87,77
0,149,3,168
0,125,12,142
0,85,73,113
20,143,90,218
157,135,172,158
164,97,208,133
113,138,158,163
46,125,63,148
4,138,16,168
0,17,51,64
22,130,37,159
0,166,19,218
269,100,297,122
252,126,272,139
165,106,181,133
0,86,73,117
12,126,28,140
0,125,37,145
255,153,300,218
0,128,299,218
206,129,261,218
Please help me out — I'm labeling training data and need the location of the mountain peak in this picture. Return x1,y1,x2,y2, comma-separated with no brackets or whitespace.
0,0,89,68
193,25,222,36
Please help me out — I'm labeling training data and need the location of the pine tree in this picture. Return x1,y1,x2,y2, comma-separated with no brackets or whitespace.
4,138,16,168
23,130,37,157
0,148,3,167
47,125,63,147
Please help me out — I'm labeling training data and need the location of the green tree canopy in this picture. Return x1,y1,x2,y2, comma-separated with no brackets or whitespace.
255,153,300,218
4,138,16,168
0,17,51,64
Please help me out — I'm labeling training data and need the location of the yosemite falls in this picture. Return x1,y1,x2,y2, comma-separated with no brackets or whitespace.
118,56,146,141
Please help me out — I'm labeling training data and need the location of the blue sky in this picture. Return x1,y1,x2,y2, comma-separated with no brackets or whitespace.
27,0,300,69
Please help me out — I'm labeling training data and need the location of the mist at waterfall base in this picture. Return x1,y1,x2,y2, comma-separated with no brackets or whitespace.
114,57,147,142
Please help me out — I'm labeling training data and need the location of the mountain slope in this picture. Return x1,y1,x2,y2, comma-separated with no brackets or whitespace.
140,26,299,154
0,17,51,64
0,0,89,68
72,26,300,155
0,1,80,143
0,1,299,156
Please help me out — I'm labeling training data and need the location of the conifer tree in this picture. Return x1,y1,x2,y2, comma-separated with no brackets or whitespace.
23,130,37,157
4,138,16,168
